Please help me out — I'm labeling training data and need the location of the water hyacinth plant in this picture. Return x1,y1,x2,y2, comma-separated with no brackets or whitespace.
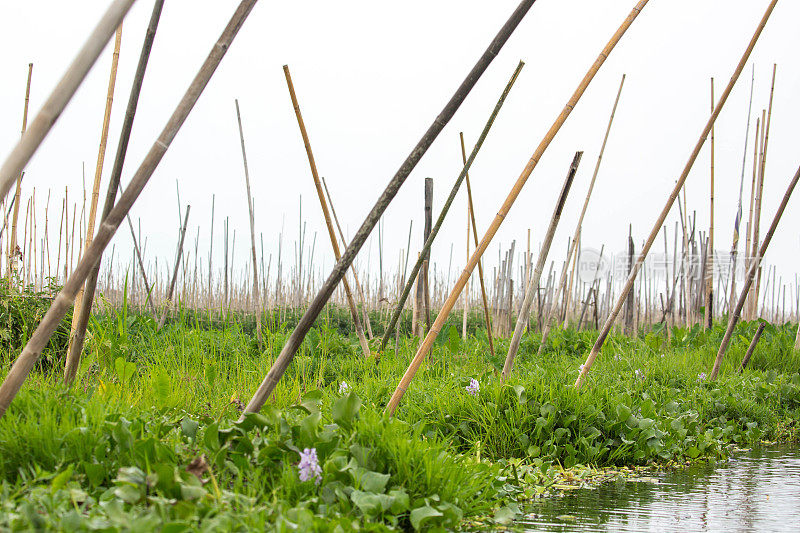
297,447,322,484
466,378,480,396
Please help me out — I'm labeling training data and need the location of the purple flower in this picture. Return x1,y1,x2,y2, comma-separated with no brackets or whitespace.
297,448,322,484
635,369,644,380
466,378,480,396
578,364,586,373
697,372,707,382
339,381,350,394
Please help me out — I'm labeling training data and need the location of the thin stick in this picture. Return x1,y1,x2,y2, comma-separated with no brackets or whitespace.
539,73,625,353
503,152,583,379
461,132,495,357
0,0,137,202
234,99,263,348
282,65,371,358
705,77,715,328
0,0,260,419
245,0,538,414
389,0,650,415
576,0,778,389
378,61,523,351
158,205,190,329
63,0,164,385
712,163,800,379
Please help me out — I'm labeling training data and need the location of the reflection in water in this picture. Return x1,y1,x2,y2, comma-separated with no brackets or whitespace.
520,445,800,532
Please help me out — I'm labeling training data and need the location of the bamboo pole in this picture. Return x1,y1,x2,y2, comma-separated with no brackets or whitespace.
538,73,625,353
0,0,137,202
282,65,371,358
503,151,583,379
67,24,123,366
705,77,715,328
0,0,260,419
387,0,650,415
64,1,164,385
245,0,537,414
6,64,33,283
234,99,263,348
378,61,523,351
158,205,190,329
740,321,767,372
460,132,495,357
576,0,777,389
712,163,800,379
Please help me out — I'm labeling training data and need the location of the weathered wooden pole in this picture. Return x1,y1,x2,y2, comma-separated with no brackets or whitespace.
282,65,371,358
0,0,138,202
711,163,800,379
234,99,263,348
377,61,524,352
244,0,538,414
538,73,625,353
576,0,778,389
0,0,261,419
502,152,582,379
387,0,650,415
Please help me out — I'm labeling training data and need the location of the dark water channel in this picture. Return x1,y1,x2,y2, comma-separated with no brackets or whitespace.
519,445,800,532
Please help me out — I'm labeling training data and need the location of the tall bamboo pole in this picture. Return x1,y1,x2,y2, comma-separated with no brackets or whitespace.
6,64,33,283
0,0,260,419
245,0,538,414
234,99,263,348
64,0,164,385
378,61,523,352
0,0,137,202
576,0,778,389
282,65,371,358
712,163,800,379
387,0,650,416
503,152,582,379
705,77,715,329
538,73,625,353
460,132,495,357
67,24,123,364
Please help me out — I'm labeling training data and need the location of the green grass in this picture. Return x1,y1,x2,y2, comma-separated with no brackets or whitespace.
1,297,799,530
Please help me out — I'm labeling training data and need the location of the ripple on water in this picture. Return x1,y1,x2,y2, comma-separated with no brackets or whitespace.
519,445,800,532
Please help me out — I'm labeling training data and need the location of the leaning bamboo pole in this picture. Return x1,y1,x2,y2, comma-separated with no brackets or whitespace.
244,0,538,415
705,77,715,329
378,61,523,352
387,0,650,416
711,163,800,379
0,0,137,202
6,64,33,283
503,151,583,379
740,321,767,372
282,65,371,358
67,24,123,363
460,132,495,357
64,1,164,385
234,99,263,347
576,0,778,389
0,0,260,419
538,73,625,353
158,206,190,329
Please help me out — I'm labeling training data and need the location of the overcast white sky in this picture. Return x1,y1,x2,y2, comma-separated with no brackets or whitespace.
1,1,799,301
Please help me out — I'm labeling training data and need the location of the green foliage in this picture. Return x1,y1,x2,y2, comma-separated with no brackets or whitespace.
0,277,71,369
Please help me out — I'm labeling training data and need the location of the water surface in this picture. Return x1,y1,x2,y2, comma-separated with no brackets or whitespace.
520,445,800,532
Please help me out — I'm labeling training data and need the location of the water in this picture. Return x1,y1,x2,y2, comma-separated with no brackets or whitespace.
519,445,800,532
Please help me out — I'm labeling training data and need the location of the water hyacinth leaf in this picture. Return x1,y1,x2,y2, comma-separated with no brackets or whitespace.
359,471,390,493
114,357,137,384
332,392,361,430
410,505,443,531
50,464,74,492
82,462,107,487
616,404,632,422
446,325,460,353
180,418,199,441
